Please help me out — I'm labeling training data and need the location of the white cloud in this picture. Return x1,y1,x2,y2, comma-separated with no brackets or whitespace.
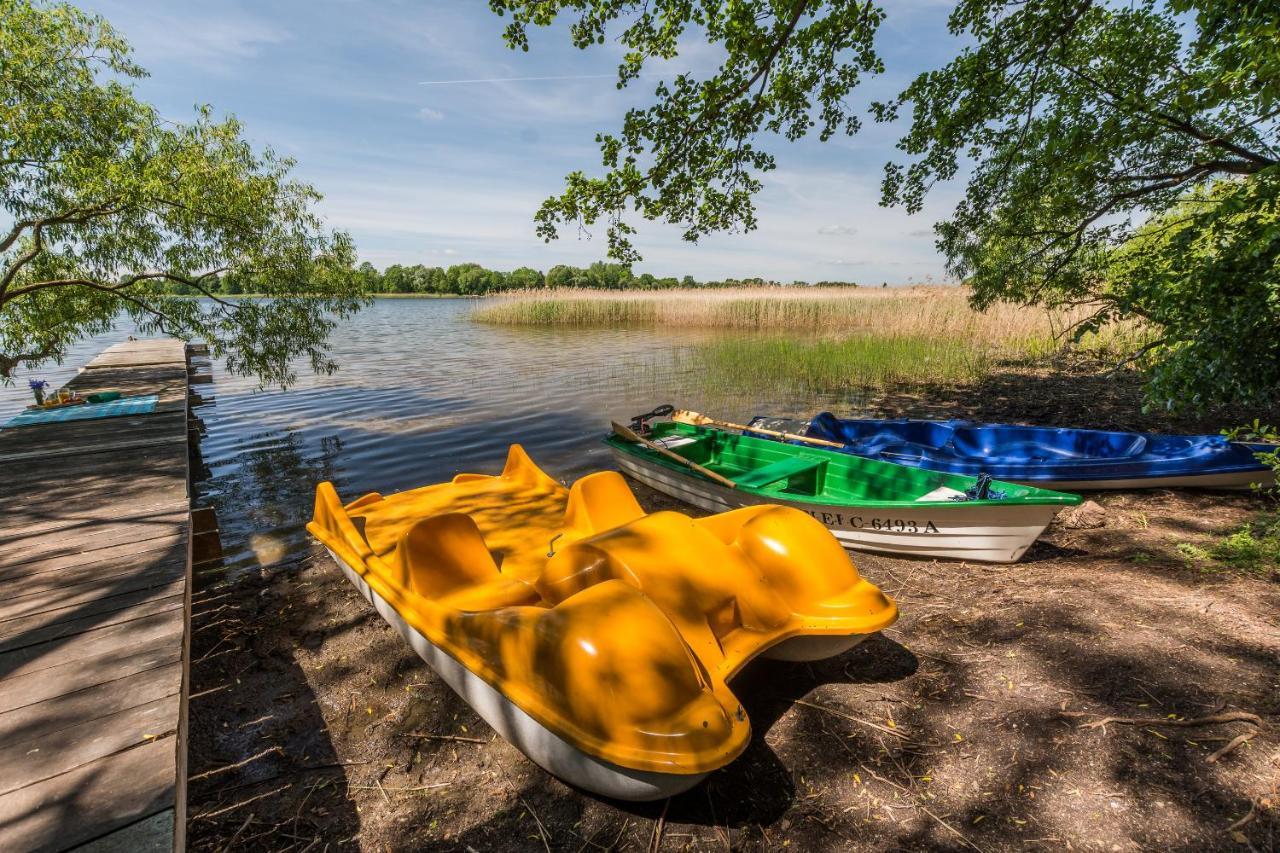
817,224,857,236
95,4,291,70
418,106,445,121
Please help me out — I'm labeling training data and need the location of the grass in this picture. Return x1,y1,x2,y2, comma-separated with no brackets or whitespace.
1176,512,1280,576
473,286,1150,394
682,335,991,393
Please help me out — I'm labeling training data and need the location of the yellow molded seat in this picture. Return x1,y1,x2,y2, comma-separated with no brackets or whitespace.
388,513,538,611
562,470,646,537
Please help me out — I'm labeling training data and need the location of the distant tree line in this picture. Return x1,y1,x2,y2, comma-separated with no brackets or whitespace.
154,260,862,295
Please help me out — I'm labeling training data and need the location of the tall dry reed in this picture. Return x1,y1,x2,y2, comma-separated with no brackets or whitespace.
472,286,1142,356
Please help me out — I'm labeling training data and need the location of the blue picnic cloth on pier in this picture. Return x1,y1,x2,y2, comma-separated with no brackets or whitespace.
3,394,159,428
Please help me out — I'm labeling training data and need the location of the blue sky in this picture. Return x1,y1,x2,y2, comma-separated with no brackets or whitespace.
80,0,965,283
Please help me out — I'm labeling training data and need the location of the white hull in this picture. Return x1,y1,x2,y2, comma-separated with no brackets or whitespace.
325,549,707,801
761,633,869,661
612,453,1061,563
1026,470,1274,491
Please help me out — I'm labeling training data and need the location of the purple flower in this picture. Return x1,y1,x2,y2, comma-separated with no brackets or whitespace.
28,379,48,391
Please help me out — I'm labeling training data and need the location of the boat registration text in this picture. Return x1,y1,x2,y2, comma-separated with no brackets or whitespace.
805,511,941,534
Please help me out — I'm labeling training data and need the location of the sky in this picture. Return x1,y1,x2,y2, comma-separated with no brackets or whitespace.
78,0,966,283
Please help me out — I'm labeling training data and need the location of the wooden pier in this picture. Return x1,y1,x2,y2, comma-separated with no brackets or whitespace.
0,339,198,852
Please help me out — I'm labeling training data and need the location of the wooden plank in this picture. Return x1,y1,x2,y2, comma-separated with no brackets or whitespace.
71,809,173,853
0,514,187,567
0,472,187,516
0,502,188,545
0,635,181,714
68,365,186,387
173,527,193,853
0,608,182,682
0,594,183,656
0,548,184,604
0,663,181,746
0,444,188,493
0,536,186,585
0,411,186,449
0,737,175,853
0,436,187,465
0,694,179,797
0,571,185,625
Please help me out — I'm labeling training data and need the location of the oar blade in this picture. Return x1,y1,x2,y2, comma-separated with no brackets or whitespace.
611,420,644,442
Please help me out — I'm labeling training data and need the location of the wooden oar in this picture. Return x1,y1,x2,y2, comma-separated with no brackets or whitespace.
672,409,845,449
610,421,738,489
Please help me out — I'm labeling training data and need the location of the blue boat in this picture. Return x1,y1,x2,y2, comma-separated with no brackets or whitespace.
748,414,1276,491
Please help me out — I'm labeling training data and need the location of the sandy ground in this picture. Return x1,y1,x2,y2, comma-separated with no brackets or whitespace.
184,365,1279,852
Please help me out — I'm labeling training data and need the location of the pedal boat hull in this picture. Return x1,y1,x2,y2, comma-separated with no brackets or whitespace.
325,547,705,800
309,445,897,800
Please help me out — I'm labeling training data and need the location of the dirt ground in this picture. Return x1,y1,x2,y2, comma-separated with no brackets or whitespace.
184,364,1279,852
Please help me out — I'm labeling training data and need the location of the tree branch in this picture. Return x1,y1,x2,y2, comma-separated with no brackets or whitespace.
648,0,813,181
0,340,62,380
0,222,46,295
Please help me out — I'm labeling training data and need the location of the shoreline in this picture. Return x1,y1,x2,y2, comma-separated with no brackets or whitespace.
186,362,1280,851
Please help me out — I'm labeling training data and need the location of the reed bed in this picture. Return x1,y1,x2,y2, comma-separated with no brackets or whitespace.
472,286,1148,393
473,286,1126,346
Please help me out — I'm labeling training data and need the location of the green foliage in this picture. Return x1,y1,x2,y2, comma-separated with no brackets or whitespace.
209,261,853,295
1223,420,1280,489
1,0,366,386
1103,177,1280,408
487,0,1280,408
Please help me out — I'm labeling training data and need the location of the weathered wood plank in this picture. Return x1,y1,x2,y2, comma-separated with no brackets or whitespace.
0,435,188,464
0,593,184,656
0,444,188,493
0,412,188,463
0,548,184,603
0,534,186,584
72,809,174,853
0,737,175,853
0,575,184,633
0,502,188,545
0,514,188,567
0,411,186,448
0,634,181,714
0,606,183,682
0,694,179,797
0,662,181,746
0,474,187,518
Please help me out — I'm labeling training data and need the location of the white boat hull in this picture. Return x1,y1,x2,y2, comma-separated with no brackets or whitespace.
611,452,1062,563
1025,470,1274,491
325,548,708,801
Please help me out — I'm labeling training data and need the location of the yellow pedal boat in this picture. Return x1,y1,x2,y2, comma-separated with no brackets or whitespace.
307,445,897,800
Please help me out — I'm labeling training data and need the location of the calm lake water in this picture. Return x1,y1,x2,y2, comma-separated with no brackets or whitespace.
3,298,852,575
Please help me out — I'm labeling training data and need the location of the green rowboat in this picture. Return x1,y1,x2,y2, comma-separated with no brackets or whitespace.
606,421,1082,563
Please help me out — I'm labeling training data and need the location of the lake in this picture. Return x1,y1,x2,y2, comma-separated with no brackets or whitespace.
3,298,847,576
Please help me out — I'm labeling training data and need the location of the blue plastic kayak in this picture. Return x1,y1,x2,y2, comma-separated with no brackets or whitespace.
749,413,1276,490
